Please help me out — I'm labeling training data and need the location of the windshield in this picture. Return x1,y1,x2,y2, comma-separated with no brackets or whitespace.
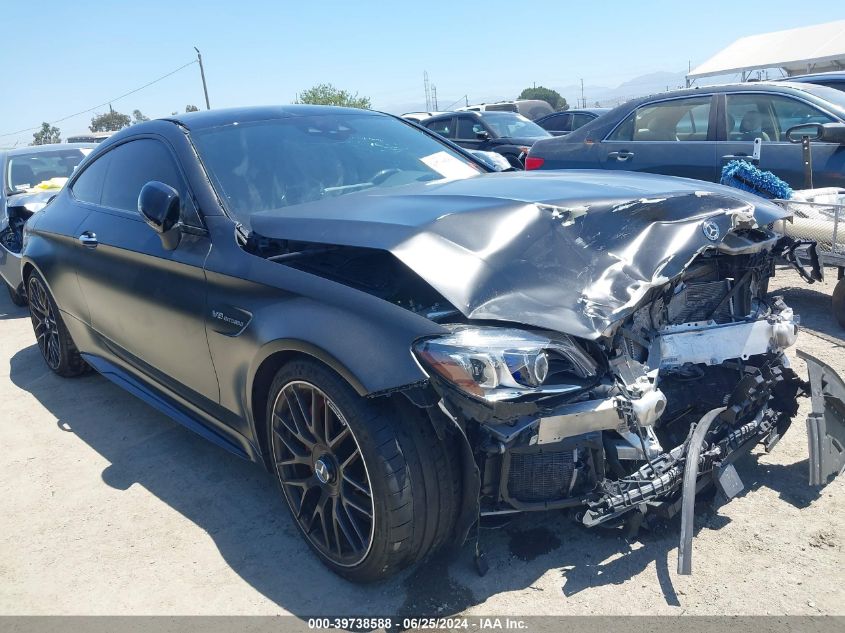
793,83,845,118
7,148,92,193
479,112,551,138
191,112,484,223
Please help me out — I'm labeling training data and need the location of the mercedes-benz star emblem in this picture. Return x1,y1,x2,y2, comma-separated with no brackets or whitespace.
702,220,721,241
314,458,332,484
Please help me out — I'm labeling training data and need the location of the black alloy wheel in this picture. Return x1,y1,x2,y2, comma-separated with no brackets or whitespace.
28,274,62,371
26,271,87,377
270,380,375,567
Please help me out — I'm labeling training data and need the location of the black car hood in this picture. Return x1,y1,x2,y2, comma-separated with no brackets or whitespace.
250,170,788,339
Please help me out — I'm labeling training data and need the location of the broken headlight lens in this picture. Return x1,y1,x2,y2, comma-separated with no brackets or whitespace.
413,326,597,401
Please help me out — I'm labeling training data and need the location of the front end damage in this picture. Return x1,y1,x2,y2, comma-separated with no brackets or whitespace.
408,207,845,574
247,174,845,574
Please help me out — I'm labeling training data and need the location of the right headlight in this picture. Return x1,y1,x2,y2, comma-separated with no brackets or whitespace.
412,326,598,402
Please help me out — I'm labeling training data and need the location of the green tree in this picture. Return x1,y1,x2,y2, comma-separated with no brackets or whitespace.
132,109,150,124
295,83,371,109
31,122,61,145
185,104,200,112
518,86,568,111
90,109,131,132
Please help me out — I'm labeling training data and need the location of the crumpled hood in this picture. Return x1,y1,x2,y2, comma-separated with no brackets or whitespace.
250,170,788,339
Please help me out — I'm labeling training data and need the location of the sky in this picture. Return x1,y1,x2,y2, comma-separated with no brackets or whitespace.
2,0,843,146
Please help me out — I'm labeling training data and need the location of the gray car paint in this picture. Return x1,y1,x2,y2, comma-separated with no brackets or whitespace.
249,169,788,340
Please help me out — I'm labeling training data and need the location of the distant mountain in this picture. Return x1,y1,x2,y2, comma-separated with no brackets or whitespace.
553,71,689,108
380,70,690,114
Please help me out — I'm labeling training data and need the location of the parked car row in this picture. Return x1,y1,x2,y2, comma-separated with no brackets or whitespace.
4,103,844,584
418,110,551,168
525,81,845,188
407,106,605,168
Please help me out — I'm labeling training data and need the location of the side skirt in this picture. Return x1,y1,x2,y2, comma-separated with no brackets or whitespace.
81,353,256,462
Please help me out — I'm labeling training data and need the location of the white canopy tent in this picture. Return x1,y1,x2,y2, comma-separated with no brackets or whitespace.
687,20,845,83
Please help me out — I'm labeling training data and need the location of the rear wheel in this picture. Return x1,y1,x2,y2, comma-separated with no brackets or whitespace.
27,271,87,377
267,358,460,582
833,278,845,329
6,281,27,307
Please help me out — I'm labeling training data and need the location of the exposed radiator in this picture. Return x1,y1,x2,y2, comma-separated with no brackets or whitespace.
507,449,576,503
668,280,734,324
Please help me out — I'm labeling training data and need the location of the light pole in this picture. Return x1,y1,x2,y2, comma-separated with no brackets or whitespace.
194,47,211,110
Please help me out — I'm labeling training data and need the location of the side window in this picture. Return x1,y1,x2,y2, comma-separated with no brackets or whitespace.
608,97,712,141
100,139,187,214
456,117,486,139
71,153,112,205
542,113,571,132
770,95,835,140
725,95,780,142
426,118,454,139
571,113,593,130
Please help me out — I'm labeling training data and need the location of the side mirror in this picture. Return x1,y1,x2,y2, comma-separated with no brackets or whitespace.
786,122,845,144
786,123,823,142
475,130,490,140
138,181,182,250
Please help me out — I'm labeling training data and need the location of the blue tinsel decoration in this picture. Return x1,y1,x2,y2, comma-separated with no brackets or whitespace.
719,160,793,199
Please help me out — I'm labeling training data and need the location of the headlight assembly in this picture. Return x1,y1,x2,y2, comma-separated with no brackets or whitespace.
413,326,598,402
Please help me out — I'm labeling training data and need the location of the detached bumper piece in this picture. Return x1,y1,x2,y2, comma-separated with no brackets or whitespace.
799,350,845,486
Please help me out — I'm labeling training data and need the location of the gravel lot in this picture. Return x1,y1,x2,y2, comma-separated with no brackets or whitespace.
0,266,842,617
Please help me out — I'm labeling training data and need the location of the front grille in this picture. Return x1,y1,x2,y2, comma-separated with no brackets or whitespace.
507,449,576,503
668,280,733,324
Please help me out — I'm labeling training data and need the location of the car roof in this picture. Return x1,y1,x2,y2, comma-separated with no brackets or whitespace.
583,81,844,116
159,105,383,131
787,71,845,82
3,142,95,157
541,108,609,117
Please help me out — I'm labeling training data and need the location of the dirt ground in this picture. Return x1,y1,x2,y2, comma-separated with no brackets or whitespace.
0,266,842,617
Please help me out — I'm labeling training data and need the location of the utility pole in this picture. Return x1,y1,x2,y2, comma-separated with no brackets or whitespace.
432,85,438,110
194,47,211,110
580,79,585,109
423,71,431,111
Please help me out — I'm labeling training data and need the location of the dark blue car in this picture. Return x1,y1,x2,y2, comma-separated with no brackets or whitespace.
526,82,845,188
788,71,845,93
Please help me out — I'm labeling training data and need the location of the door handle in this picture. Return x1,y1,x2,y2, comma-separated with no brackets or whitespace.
78,231,98,248
608,151,634,161
721,154,758,165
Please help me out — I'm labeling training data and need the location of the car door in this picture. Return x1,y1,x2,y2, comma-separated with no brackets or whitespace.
453,115,492,151
71,137,219,403
719,92,845,188
600,95,719,181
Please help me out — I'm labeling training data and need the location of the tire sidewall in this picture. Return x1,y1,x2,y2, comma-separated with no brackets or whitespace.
265,359,398,580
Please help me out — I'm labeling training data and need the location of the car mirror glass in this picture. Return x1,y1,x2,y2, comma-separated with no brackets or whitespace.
785,123,823,143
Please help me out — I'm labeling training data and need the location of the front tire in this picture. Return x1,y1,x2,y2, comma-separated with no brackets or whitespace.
26,271,87,377
267,359,460,582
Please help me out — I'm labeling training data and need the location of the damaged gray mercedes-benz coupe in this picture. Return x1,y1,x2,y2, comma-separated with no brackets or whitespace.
17,106,845,582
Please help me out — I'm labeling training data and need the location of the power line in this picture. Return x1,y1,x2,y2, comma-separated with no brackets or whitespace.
0,59,198,139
